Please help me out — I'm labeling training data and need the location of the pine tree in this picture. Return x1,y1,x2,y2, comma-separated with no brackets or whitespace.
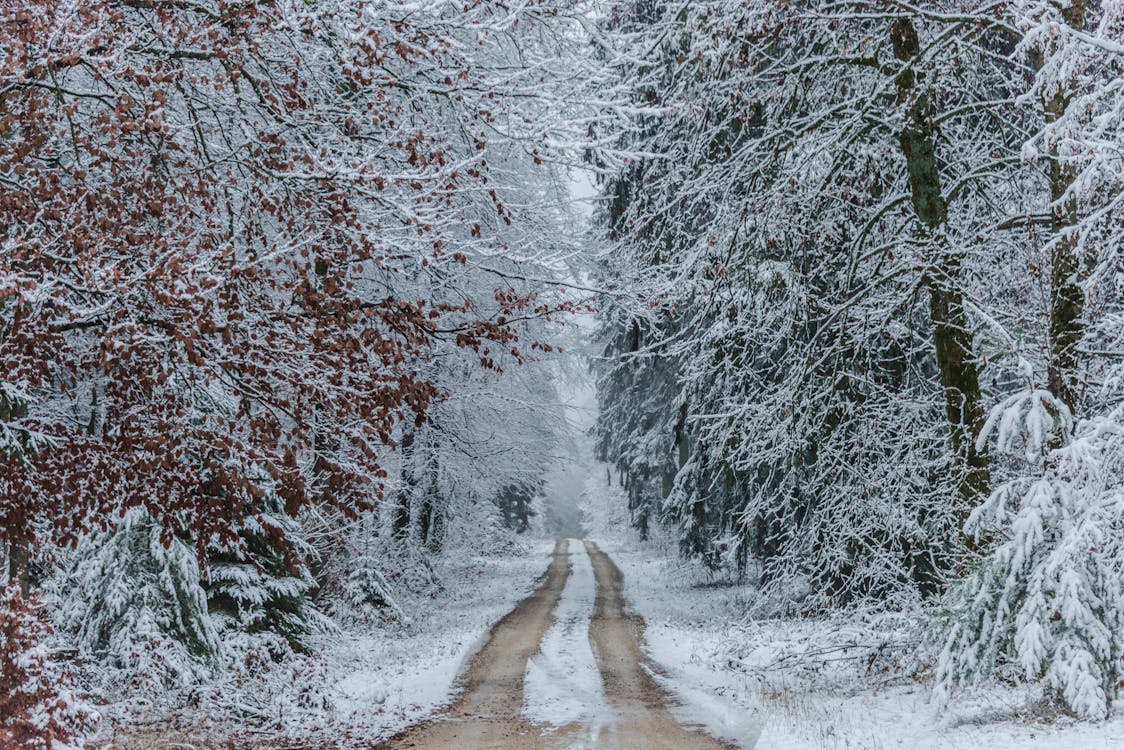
495,483,539,534
936,1,1124,718
205,496,328,656
55,509,220,688
340,557,401,622
937,390,1124,718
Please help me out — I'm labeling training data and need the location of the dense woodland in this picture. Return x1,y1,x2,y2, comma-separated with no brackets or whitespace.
593,0,1124,720
1,1,1123,747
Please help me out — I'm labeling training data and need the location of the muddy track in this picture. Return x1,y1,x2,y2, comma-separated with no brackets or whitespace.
379,539,571,749
383,540,735,750
583,540,733,750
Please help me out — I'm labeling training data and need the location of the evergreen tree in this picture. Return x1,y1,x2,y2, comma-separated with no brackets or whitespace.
495,483,539,534
55,509,220,688
937,0,1124,717
205,495,328,657
339,555,402,623
937,390,1124,718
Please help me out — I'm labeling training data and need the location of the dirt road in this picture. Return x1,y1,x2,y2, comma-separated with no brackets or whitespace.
381,540,733,750
384,539,571,749
582,540,732,750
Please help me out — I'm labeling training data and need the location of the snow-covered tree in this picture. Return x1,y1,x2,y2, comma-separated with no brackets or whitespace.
1,0,590,695
324,339,573,613
495,482,541,535
0,0,584,577
1017,0,1124,415
591,0,1038,607
938,1,1124,718
938,389,1124,718
53,510,220,689
205,495,328,657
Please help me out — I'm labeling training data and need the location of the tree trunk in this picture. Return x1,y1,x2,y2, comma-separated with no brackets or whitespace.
419,455,443,552
1044,1,1089,415
675,402,689,470
393,429,415,541
425,503,445,553
892,18,989,518
0,387,30,596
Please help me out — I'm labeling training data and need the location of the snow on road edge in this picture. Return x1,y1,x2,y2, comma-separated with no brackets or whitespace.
579,464,1124,750
329,538,557,742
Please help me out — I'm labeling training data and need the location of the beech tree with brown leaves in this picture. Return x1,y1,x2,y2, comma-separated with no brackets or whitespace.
0,0,579,578
0,0,590,733
0,585,96,750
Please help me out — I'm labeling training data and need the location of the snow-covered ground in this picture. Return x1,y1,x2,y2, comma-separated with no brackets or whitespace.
326,537,557,740
88,537,557,746
90,470,1124,749
523,538,610,731
581,464,1124,750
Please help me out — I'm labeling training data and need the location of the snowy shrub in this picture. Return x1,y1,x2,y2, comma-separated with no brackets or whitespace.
0,585,97,750
215,642,336,732
936,390,1124,719
339,558,402,622
206,499,332,656
54,509,221,690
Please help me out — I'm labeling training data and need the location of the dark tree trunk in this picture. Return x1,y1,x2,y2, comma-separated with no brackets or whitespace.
393,429,415,541
419,456,443,552
892,18,989,518
425,503,445,552
1043,1,1089,415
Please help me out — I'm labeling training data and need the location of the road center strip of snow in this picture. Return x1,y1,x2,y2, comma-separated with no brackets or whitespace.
522,538,609,731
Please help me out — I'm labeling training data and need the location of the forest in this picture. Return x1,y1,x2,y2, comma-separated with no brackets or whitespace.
2,1,1123,749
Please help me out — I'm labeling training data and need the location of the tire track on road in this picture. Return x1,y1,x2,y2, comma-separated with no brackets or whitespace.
382,539,570,749
383,539,736,749
584,540,735,750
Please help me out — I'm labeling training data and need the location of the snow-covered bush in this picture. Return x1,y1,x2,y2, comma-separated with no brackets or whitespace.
0,585,97,750
206,499,331,657
53,509,220,690
937,390,1124,718
338,556,402,623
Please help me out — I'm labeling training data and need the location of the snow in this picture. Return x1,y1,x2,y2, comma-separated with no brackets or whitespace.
522,538,609,731
580,463,1124,750
326,538,558,741
80,537,557,746
72,464,1124,749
